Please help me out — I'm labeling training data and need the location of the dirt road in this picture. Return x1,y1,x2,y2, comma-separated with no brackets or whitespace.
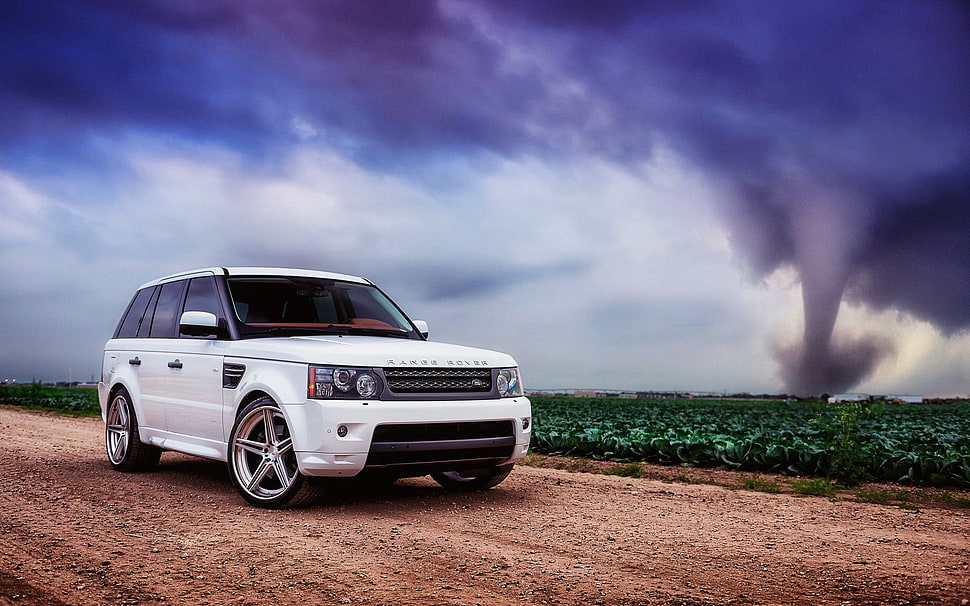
1,406,968,606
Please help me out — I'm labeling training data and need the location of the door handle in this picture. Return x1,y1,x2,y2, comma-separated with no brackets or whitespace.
168,359,183,369
128,357,141,366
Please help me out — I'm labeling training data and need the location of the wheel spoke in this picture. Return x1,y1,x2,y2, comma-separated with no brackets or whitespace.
234,436,268,456
109,428,128,460
246,458,274,492
261,409,276,443
275,436,293,455
106,397,131,464
229,401,310,505
266,412,295,488
272,458,293,489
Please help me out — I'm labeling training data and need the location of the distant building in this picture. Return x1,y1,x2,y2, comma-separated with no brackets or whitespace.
828,393,870,403
887,395,924,404
827,393,925,404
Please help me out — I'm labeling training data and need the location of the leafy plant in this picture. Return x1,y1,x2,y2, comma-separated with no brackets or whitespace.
854,488,919,510
0,383,100,416
530,396,970,488
813,399,875,486
935,491,970,509
606,462,646,478
792,478,838,497
673,471,698,484
733,475,782,493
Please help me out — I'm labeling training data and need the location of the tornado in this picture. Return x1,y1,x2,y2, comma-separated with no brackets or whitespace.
741,178,896,395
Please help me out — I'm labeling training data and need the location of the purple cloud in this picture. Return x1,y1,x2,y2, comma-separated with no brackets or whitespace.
2,0,968,392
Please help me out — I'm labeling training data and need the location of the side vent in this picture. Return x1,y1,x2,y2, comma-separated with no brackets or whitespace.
223,363,246,389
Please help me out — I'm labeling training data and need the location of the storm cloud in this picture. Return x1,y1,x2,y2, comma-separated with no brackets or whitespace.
1,0,968,393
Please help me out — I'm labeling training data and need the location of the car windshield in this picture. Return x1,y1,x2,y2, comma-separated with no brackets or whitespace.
227,276,418,339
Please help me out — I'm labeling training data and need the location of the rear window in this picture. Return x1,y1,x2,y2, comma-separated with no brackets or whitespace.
115,287,156,338
148,280,187,338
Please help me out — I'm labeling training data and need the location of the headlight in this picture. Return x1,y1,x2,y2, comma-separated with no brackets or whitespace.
308,365,384,399
496,367,523,397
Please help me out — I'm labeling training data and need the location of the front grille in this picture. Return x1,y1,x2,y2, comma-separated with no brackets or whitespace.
372,421,512,442
383,368,492,393
365,421,515,468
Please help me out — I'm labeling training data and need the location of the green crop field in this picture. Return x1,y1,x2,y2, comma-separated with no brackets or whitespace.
4,384,968,487
530,396,970,487
0,383,100,416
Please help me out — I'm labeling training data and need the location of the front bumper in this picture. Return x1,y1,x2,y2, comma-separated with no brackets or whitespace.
283,396,531,478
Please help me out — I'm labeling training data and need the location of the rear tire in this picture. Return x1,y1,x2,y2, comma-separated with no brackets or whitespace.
227,397,324,508
431,464,514,491
105,387,161,472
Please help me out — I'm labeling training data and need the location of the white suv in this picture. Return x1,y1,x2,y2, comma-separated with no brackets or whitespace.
98,267,531,508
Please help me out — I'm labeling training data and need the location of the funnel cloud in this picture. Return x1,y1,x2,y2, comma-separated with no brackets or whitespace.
486,1,970,393
728,169,970,394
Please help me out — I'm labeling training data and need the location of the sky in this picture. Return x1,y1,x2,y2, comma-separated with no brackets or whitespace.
1,0,969,396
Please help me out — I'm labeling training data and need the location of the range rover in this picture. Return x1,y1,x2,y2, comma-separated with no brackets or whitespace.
98,267,531,508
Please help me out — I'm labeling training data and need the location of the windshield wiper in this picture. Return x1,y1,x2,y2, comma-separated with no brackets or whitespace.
242,325,348,337
241,324,413,339
344,326,413,338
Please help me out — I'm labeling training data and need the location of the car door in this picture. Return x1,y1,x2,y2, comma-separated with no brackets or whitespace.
104,284,167,433
133,281,183,434
161,276,227,457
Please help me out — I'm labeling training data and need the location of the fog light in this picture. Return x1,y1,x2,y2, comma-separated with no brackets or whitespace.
336,424,348,437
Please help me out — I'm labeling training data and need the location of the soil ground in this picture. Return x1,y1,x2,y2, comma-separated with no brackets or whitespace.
1,406,968,606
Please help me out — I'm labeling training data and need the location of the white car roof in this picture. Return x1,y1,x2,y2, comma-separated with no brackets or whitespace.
138,267,371,289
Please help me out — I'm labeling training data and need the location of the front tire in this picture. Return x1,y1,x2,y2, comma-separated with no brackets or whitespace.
431,464,514,491
227,397,323,508
105,387,161,472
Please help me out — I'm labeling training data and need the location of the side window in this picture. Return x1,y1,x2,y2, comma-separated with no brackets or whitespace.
184,276,221,316
181,276,224,338
149,280,187,338
115,287,156,338
136,288,160,338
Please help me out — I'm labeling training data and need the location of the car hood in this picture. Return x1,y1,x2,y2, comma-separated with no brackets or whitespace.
224,335,518,368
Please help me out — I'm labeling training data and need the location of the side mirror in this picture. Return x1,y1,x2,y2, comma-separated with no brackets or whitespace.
180,311,221,337
412,320,429,339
